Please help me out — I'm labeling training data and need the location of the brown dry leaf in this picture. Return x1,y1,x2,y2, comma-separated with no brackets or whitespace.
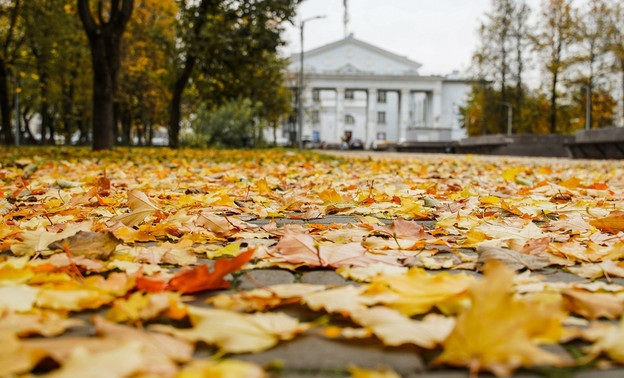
0,310,83,337
435,261,566,377
150,306,310,354
196,211,239,237
561,288,624,320
274,227,399,268
209,283,326,312
108,190,159,227
0,331,47,376
477,245,550,271
590,211,624,233
45,341,145,378
48,231,119,259
10,221,93,256
95,317,193,376
567,260,624,280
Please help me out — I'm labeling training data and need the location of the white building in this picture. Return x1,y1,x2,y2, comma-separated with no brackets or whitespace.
283,34,471,148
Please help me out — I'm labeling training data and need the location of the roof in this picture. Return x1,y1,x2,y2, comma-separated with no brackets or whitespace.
291,34,422,72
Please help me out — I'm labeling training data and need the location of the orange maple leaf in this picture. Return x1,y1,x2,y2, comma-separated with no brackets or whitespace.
166,249,254,293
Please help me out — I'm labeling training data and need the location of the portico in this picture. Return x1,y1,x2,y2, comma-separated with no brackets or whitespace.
282,34,470,148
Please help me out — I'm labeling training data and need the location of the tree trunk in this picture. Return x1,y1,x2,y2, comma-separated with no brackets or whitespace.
168,56,196,149
89,38,116,149
78,0,133,151
0,59,13,145
550,70,558,134
621,67,624,127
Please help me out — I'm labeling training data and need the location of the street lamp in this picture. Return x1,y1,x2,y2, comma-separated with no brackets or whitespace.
297,15,325,151
500,102,512,136
581,83,591,130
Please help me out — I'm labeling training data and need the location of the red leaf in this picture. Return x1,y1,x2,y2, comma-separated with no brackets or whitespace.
136,276,169,292
167,249,254,293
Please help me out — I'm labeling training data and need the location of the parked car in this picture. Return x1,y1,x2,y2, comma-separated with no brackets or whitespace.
349,139,364,150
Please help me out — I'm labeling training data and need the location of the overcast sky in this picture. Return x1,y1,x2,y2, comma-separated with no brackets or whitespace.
281,0,540,77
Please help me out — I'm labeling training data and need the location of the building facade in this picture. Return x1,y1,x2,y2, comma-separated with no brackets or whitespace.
284,35,471,148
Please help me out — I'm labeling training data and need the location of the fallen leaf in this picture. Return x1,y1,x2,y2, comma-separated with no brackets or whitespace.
0,311,83,337
177,358,266,378
150,306,310,353
0,331,46,376
44,341,145,378
435,261,566,377
590,211,624,233
368,268,474,316
477,245,550,271
583,318,624,363
48,231,119,259
166,248,254,293
108,190,159,227
561,288,624,320
350,307,455,348
94,317,193,376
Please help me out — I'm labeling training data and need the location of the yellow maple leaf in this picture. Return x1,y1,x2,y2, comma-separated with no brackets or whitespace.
318,188,343,203
434,261,566,377
368,268,474,316
177,358,266,378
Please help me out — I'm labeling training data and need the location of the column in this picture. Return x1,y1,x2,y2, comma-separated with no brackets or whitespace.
335,87,345,144
399,89,410,143
366,88,377,149
432,89,442,128
302,87,313,140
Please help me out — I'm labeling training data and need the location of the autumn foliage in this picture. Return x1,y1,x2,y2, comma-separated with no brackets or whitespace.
1,147,624,376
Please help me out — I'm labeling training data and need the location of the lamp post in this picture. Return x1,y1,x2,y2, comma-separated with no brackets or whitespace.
581,83,591,130
298,15,325,151
501,101,512,136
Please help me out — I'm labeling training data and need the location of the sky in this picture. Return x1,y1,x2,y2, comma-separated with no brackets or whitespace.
280,0,538,77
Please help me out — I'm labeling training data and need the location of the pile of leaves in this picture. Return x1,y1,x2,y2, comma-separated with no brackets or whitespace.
1,147,624,377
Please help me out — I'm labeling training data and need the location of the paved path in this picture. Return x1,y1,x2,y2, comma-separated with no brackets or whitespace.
186,215,623,377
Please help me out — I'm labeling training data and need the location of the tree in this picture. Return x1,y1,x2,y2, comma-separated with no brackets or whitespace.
471,0,533,135
511,0,530,130
77,0,133,150
186,97,264,148
0,0,22,145
606,0,624,127
568,0,610,131
534,0,575,133
117,0,176,146
167,0,300,148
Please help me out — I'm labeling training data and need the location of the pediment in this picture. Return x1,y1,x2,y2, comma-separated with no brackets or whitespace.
290,35,421,76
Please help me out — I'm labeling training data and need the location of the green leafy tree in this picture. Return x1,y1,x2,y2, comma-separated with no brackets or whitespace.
185,97,264,148
168,0,300,148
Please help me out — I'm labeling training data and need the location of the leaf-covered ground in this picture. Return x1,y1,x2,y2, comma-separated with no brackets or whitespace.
1,147,624,377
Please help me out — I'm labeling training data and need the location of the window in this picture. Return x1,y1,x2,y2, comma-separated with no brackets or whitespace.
377,111,386,124
376,132,386,141
377,91,386,103
311,110,320,123
345,90,354,100
312,89,320,102
345,114,355,124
